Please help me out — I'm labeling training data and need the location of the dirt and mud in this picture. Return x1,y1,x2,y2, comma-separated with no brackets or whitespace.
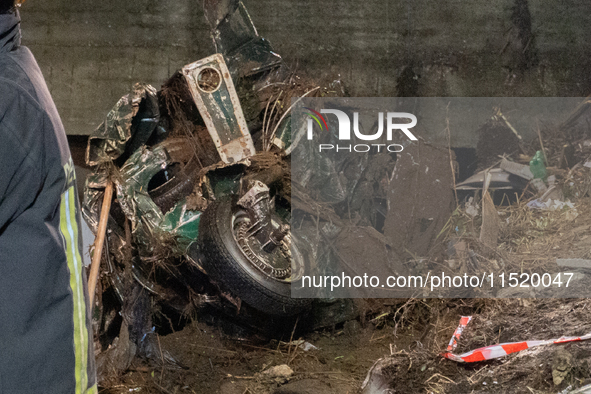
97,174,591,394
98,296,591,394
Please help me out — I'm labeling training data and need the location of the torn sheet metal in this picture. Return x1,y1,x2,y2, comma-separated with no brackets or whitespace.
500,158,534,180
442,316,591,363
569,383,591,394
203,0,282,77
160,198,202,253
455,167,529,191
82,170,134,267
115,145,201,254
86,83,159,167
116,145,168,237
183,54,255,164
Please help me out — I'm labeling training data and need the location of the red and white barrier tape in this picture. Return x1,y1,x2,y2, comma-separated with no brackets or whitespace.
441,315,591,363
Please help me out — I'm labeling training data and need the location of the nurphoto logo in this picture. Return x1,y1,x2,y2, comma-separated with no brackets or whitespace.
304,107,418,153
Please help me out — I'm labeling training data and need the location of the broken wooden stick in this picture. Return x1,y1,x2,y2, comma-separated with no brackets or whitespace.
88,181,113,306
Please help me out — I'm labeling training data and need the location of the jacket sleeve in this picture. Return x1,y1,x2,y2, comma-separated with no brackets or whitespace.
0,83,45,231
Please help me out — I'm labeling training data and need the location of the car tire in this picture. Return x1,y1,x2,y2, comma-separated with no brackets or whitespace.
193,196,311,316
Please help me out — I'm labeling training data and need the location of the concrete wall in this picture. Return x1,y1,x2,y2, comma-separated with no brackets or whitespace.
19,0,591,136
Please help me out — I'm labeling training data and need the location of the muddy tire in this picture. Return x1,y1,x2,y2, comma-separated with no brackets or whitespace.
149,165,197,213
147,138,204,214
194,196,310,316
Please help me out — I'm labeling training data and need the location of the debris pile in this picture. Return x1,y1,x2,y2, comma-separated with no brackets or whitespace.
358,99,591,393
78,1,591,392
81,0,357,385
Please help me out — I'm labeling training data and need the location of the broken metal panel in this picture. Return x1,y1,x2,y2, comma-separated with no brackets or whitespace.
203,0,282,78
117,88,160,166
208,0,256,54
182,54,255,164
480,192,500,250
83,83,159,238
86,83,158,167
224,37,282,77
111,144,203,254
115,145,168,245
455,167,530,191
82,170,130,267
160,199,202,254
500,157,533,179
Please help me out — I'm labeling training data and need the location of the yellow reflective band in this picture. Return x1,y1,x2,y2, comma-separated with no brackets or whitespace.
60,186,90,393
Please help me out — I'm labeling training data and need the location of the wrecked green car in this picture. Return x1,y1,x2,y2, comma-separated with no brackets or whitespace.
81,1,354,381
83,52,309,322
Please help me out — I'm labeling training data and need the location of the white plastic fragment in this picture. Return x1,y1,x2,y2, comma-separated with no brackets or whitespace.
527,198,576,212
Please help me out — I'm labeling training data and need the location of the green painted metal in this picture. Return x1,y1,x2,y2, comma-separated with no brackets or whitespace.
182,54,256,164
160,199,201,253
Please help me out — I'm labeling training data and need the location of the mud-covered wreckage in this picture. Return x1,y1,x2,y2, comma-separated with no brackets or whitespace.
81,0,454,381
82,0,352,379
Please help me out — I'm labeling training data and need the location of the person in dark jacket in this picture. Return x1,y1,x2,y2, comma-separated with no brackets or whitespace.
0,0,97,392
